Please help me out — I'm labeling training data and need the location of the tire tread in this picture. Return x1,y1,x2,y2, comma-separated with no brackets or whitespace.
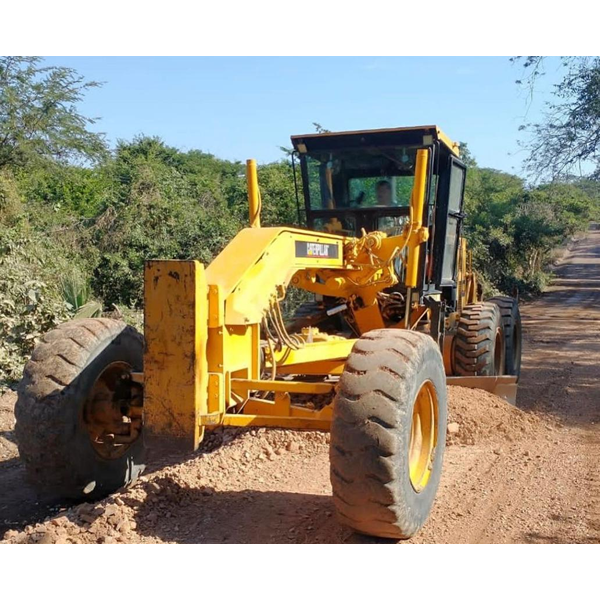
15,318,144,498
330,329,446,539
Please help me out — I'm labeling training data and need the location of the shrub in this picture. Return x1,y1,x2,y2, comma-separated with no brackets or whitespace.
92,151,241,307
0,226,74,382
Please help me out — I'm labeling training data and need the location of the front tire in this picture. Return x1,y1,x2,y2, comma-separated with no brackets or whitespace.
330,329,447,539
15,318,145,500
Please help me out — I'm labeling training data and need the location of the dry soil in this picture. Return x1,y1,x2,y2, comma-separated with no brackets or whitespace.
2,229,600,544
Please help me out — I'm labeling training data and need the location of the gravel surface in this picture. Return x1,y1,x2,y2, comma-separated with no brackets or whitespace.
2,229,600,544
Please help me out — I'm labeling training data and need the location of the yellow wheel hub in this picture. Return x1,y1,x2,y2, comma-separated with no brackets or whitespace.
409,380,438,493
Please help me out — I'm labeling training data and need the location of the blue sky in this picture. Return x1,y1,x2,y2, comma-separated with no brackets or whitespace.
48,57,563,175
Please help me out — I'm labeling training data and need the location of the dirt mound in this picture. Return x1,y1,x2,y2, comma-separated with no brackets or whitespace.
1,383,543,544
446,386,540,446
2,428,331,544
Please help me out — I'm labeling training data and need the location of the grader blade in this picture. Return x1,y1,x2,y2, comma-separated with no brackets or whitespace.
446,375,518,405
144,259,209,452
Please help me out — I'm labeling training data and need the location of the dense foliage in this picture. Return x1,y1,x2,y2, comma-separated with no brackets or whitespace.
0,56,599,383
1,174,75,379
462,153,598,294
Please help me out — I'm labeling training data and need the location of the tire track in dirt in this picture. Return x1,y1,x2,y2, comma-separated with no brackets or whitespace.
417,228,600,544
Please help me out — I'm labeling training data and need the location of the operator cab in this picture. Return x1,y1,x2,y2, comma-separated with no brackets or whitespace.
291,125,467,308
291,142,419,237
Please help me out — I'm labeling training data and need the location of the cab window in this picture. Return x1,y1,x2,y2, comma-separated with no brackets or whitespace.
303,147,417,210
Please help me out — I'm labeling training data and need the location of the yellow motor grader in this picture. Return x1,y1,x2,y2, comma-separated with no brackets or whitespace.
15,125,521,539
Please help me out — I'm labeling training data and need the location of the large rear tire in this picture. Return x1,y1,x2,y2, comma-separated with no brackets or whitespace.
488,296,522,378
330,329,447,539
453,302,505,376
15,318,145,500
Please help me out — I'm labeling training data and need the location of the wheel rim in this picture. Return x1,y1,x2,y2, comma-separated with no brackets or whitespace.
409,380,438,493
83,361,143,460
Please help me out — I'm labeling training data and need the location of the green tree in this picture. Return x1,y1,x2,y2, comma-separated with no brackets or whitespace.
457,141,478,168
0,56,107,170
462,159,594,295
463,167,525,292
17,163,115,218
91,137,243,306
514,56,600,180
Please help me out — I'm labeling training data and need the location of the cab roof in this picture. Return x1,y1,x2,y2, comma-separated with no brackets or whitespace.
290,125,460,157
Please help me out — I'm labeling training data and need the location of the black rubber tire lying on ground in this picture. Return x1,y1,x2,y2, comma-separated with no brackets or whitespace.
15,318,145,500
330,329,447,539
453,302,505,377
488,296,522,378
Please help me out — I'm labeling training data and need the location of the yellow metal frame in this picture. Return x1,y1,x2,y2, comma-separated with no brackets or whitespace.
247,159,261,228
405,149,430,288
144,260,208,450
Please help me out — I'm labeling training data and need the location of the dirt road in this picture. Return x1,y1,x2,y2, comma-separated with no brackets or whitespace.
417,228,600,543
2,230,600,544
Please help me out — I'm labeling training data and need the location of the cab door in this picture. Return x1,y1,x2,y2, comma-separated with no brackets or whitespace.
432,156,467,290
